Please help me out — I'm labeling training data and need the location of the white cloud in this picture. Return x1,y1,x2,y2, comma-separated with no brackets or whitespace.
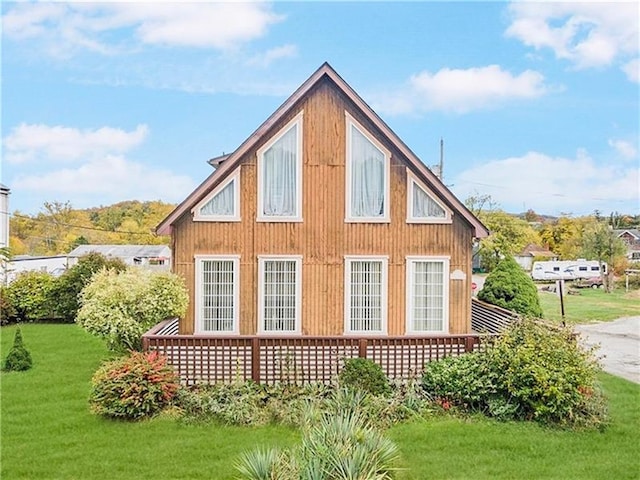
246,44,298,68
2,2,284,57
506,2,639,73
608,139,638,160
375,65,551,115
622,58,640,83
453,150,640,215
3,124,149,164
12,155,196,207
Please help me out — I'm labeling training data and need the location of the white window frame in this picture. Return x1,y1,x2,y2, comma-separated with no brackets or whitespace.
194,255,240,335
405,256,450,334
192,168,241,222
256,112,304,222
345,112,391,223
257,255,302,335
406,171,452,224
344,255,388,335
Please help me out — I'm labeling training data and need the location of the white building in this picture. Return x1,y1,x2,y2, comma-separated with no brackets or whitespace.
0,184,8,250
6,255,69,283
67,244,171,270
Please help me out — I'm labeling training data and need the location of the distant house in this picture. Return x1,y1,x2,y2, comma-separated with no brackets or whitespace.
68,244,171,270
514,244,558,271
6,255,69,283
615,229,640,261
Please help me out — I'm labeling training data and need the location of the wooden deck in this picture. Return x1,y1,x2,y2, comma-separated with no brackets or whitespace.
143,318,493,385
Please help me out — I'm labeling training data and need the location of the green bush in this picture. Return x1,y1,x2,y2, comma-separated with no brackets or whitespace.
77,269,188,352
422,319,607,428
477,255,543,317
89,351,179,420
2,271,56,322
2,327,33,372
0,285,18,325
176,380,433,430
52,252,127,322
339,357,391,396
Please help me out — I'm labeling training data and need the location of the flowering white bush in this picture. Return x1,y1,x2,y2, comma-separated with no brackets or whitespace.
77,269,188,351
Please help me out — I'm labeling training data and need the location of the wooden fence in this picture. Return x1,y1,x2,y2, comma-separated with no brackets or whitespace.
142,319,488,385
470,297,519,334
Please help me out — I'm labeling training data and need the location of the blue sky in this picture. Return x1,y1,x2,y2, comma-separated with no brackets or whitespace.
2,1,638,217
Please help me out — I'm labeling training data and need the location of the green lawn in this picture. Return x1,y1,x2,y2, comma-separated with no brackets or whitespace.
2,324,640,479
539,287,640,324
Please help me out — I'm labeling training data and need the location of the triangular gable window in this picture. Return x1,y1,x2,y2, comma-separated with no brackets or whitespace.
192,169,240,221
407,174,452,223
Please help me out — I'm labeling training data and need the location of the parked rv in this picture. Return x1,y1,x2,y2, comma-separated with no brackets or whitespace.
531,260,607,281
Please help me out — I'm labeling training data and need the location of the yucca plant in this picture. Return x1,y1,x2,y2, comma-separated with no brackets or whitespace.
237,408,401,480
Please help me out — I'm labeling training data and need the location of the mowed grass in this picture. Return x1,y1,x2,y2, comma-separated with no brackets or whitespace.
0,324,298,480
2,324,640,480
539,287,640,324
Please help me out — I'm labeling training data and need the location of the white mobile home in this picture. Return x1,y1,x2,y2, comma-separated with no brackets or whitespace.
531,260,607,281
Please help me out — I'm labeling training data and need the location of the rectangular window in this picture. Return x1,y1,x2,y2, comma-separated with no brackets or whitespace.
344,257,388,334
257,113,303,222
195,256,239,334
406,257,449,333
258,256,302,334
345,113,390,222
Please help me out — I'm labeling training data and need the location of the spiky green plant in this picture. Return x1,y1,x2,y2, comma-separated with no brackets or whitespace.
236,408,401,480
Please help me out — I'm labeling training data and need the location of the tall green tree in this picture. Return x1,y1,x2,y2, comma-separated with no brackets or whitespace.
581,213,626,292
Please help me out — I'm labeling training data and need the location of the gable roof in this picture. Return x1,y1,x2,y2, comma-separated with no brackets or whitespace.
516,243,557,258
157,62,488,238
615,229,640,240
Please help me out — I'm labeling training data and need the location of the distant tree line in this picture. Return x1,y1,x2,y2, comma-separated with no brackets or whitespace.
8,200,174,256
465,193,633,275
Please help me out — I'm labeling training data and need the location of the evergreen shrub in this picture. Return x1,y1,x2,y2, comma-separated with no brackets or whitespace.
90,351,179,420
339,357,391,396
477,255,543,317
2,327,33,372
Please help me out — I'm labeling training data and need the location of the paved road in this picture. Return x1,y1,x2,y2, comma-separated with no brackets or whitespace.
574,317,640,384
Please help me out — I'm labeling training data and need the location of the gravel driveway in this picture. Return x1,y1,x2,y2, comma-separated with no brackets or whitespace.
574,317,640,384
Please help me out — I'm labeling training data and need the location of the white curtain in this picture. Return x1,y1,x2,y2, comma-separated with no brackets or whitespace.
413,182,445,218
263,125,297,216
412,261,444,331
200,180,235,216
351,126,385,217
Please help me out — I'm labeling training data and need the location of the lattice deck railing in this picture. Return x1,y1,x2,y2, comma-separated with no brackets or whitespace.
143,319,489,385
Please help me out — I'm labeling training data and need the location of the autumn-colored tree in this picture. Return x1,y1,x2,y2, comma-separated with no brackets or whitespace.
581,214,627,292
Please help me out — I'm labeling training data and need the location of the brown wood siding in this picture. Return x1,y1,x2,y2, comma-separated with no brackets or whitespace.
172,78,474,336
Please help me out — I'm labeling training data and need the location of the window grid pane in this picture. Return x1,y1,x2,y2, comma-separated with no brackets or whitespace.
349,260,382,332
201,260,235,332
412,261,444,331
263,260,297,332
